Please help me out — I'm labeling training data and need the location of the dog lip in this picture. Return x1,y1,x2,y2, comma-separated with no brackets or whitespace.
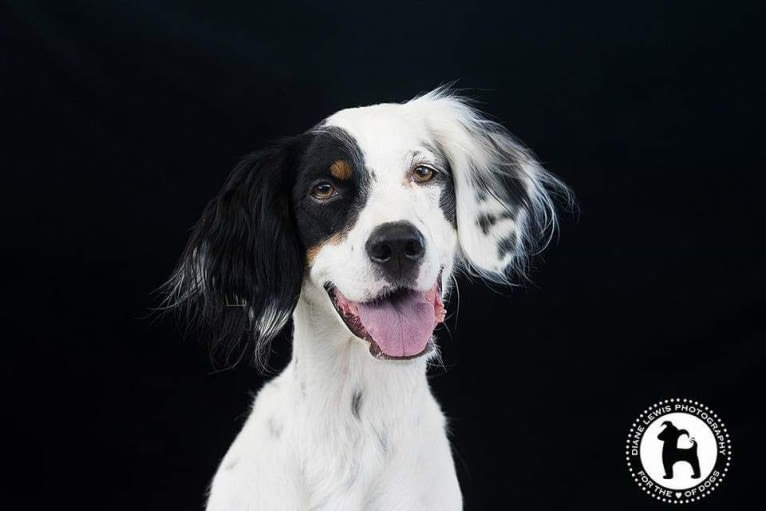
324,273,442,306
369,338,434,360
323,271,443,360
324,282,370,342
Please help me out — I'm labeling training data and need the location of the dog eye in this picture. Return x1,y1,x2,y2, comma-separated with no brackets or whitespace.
310,182,338,200
412,165,436,184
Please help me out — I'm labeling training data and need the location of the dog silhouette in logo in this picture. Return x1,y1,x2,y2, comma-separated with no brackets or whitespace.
657,420,701,479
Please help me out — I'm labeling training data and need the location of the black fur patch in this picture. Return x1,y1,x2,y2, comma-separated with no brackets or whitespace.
476,213,496,234
425,141,456,226
267,416,283,438
374,427,388,453
476,210,514,235
163,126,372,370
292,127,371,254
497,233,517,257
351,389,363,419
438,173,457,226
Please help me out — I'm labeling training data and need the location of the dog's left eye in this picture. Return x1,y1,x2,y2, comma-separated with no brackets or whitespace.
310,181,338,201
412,165,436,184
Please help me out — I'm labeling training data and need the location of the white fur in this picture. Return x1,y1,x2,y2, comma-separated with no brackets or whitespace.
203,88,567,510
207,283,461,511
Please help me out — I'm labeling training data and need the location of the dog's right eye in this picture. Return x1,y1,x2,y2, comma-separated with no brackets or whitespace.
310,182,338,201
412,165,436,184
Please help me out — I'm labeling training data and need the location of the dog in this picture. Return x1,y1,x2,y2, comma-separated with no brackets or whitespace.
657,421,701,479
165,87,569,510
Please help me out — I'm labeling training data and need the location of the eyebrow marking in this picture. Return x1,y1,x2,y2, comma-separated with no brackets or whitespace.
329,159,353,180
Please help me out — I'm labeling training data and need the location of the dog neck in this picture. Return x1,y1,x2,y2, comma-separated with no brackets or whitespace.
287,283,431,423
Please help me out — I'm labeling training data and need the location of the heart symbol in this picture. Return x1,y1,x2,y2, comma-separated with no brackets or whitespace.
675,492,682,498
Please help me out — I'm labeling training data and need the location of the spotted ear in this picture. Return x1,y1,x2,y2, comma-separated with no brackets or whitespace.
163,138,305,369
411,89,571,282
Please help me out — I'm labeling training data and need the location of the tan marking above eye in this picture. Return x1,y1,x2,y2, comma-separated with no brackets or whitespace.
329,160,353,181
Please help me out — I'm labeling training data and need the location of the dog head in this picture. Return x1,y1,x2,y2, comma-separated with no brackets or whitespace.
165,88,570,367
658,421,689,441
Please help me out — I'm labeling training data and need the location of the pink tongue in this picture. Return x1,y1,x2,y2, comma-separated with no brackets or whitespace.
356,290,436,357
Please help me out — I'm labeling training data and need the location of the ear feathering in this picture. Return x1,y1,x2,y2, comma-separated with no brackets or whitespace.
161,139,305,370
408,87,573,284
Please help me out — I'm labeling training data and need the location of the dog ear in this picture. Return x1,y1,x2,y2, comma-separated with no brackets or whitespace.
411,88,572,283
163,138,305,370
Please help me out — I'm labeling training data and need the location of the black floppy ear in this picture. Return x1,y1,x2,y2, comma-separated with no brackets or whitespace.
164,138,304,369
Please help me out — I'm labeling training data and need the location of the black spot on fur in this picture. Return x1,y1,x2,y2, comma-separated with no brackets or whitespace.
344,459,360,490
481,135,533,214
497,233,517,257
374,428,388,453
351,390,363,420
477,210,514,234
267,416,283,438
476,213,496,234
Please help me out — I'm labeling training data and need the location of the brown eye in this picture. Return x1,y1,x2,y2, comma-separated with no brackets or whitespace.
412,165,436,183
310,181,337,200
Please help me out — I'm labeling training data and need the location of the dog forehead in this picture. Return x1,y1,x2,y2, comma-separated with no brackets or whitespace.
324,103,431,174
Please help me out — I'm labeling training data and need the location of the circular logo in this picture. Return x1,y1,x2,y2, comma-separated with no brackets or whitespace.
626,398,731,503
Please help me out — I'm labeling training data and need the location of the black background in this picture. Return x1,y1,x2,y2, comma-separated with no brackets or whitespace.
4,1,765,509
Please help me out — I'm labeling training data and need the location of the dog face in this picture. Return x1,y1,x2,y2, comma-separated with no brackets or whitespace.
297,112,458,360
165,88,569,366
658,421,689,441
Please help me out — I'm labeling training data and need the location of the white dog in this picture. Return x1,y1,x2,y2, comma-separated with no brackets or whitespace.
165,87,569,510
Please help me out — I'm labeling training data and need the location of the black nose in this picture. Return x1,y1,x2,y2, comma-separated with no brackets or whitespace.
366,221,425,279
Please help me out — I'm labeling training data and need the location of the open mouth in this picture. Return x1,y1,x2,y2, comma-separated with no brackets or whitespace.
325,274,445,360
